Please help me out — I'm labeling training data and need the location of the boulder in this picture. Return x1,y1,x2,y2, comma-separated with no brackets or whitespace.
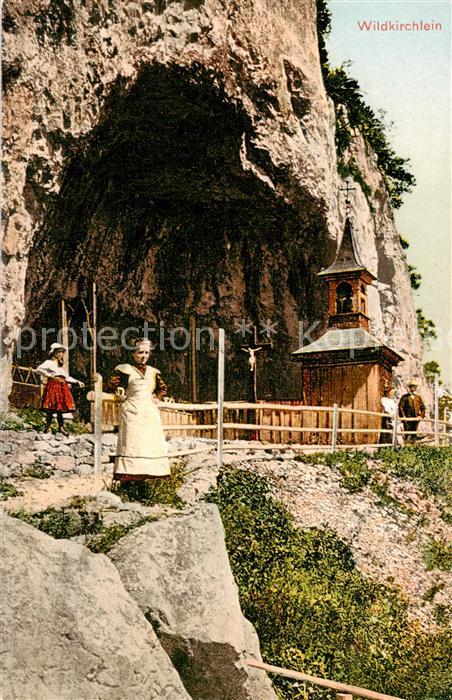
17,450,37,465
176,461,218,505
95,489,123,508
53,455,76,471
241,617,277,700
108,503,276,699
1,512,190,699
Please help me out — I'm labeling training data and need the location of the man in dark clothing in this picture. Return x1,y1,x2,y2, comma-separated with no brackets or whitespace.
398,379,426,443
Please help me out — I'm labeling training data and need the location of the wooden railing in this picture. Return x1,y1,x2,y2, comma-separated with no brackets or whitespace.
9,365,42,409
88,394,452,448
245,659,405,700
10,365,451,448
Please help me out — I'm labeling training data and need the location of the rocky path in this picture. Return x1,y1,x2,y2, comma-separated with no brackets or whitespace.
3,473,112,513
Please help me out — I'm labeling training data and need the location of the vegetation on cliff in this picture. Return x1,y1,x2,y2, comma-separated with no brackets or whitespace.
207,466,451,700
316,0,416,209
296,446,452,523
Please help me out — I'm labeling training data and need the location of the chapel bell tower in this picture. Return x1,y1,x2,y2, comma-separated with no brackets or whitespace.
319,216,375,332
291,213,404,444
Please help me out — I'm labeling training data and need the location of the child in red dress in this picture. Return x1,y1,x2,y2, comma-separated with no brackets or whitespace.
36,343,85,435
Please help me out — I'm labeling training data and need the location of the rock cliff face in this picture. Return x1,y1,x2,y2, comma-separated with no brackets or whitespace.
1,511,192,699
108,503,277,699
1,498,277,699
1,0,425,407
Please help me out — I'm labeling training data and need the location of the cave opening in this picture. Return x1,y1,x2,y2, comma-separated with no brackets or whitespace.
23,62,330,401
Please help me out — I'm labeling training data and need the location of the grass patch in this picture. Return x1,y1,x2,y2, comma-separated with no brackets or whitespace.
86,521,145,553
295,451,371,493
206,469,451,700
10,505,103,539
0,476,22,501
85,515,160,554
0,408,89,434
377,447,452,523
108,460,186,508
433,604,451,628
22,459,52,479
423,537,452,572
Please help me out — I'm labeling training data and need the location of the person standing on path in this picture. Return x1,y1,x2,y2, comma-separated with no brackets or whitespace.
36,343,85,435
398,379,426,443
379,385,397,444
109,338,170,482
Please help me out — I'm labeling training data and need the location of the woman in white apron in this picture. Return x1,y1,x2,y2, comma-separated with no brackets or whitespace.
110,338,170,481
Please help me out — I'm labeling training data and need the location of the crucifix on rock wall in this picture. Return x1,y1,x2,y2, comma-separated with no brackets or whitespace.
241,325,273,403
340,179,356,214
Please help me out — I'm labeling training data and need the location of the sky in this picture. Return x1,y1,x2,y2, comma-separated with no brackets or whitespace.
326,0,451,385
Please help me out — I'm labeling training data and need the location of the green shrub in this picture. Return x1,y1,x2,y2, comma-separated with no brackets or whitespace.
0,409,89,434
23,459,52,479
10,506,103,539
433,604,451,627
207,469,451,699
295,451,371,493
377,447,452,522
85,514,161,554
108,460,186,508
0,476,22,501
423,538,452,572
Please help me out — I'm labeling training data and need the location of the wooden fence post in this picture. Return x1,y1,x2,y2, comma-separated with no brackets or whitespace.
93,373,103,475
217,329,225,470
392,414,398,448
59,299,69,373
331,403,338,453
434,374,439,446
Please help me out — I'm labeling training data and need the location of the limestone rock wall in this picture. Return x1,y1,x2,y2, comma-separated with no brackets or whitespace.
0,429,114,478
1,511,192,699
2,0,426,408
108,503,277,699
1,481,277,698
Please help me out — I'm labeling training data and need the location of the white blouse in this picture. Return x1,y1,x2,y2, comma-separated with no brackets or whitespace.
381,397,397,418
36,359,79,384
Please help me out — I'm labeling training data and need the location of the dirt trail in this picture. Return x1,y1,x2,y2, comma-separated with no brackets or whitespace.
3,473,113,513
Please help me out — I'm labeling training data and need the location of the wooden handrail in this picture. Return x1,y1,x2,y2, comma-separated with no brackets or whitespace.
83,393,452,429
163,424,217,431
245,659,405,700
222,423,333,433
225,401,332,413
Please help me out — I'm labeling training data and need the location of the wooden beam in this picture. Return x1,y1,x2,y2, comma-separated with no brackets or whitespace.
331,402,339,452
59,299,69,373
92,283,97,380
93,373,103,475
217,328,225,469
244,659,405,700
434,374,440,446
190,315,198,403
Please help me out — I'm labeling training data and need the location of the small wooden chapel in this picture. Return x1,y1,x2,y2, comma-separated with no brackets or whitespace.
291,215,404,443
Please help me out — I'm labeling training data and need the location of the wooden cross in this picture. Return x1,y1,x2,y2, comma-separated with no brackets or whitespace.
241,325,273,402
340,179,356,214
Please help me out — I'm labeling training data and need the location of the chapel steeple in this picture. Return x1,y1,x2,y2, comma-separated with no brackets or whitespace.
317,217,376,331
